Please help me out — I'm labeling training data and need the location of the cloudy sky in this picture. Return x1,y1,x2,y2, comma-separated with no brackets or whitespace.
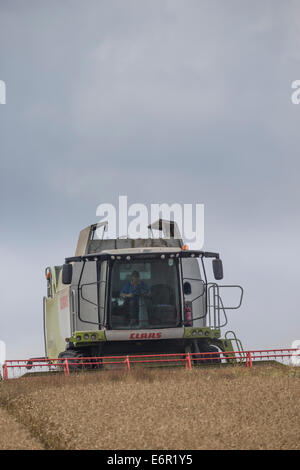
1,0,300,359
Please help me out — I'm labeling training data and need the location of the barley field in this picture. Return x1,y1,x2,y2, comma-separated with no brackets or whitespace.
0,365,299,450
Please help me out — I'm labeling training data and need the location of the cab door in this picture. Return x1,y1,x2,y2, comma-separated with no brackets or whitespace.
181,258,206,327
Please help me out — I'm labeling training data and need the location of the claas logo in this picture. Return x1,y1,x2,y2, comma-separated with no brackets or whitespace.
130,332,162,340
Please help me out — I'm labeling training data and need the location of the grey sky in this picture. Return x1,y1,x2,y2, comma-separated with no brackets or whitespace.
1,0,300,358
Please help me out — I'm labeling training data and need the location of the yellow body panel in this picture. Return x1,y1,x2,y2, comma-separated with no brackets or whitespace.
44,267,71,359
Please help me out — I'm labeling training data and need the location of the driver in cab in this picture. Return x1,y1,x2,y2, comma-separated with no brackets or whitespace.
120,271,149,325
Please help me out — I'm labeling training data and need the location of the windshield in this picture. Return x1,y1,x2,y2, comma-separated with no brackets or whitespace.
108,257,181,329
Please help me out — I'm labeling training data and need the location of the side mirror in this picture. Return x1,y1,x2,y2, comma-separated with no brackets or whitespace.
212,259,223,280
62,263,73,285
183,282,192,295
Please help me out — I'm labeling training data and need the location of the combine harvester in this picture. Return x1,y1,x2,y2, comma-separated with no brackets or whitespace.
2,219,299,379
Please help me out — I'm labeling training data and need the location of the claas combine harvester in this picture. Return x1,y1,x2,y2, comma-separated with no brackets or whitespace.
43,219,244,366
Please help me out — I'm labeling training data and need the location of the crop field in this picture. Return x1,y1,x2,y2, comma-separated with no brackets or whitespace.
0,364,299,450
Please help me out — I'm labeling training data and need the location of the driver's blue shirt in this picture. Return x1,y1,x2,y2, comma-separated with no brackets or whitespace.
120,281,149,297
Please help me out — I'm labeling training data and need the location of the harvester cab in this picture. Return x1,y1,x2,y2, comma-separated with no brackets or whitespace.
43,219,244,362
